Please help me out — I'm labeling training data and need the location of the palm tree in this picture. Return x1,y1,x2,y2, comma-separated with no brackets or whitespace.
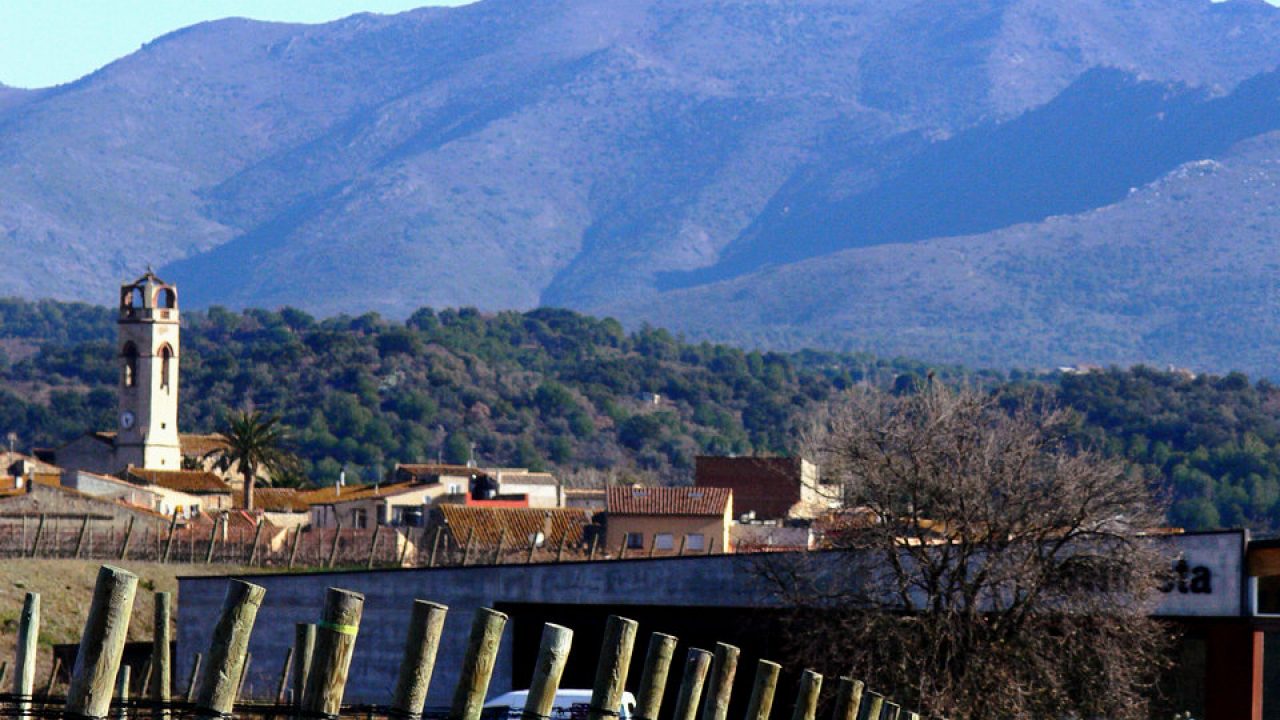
205,410,298,511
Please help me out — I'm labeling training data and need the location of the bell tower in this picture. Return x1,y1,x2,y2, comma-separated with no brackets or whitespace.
115,269,181,470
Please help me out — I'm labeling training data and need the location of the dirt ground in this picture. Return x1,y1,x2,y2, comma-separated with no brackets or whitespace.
0,558,251,689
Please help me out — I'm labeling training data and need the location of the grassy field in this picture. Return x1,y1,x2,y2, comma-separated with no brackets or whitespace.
0,558,251,687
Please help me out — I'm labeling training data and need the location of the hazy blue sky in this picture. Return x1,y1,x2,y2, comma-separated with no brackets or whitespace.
0,1,475,89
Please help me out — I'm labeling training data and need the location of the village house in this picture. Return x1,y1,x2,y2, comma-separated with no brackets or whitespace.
427,504,593,554
694,455,834,521
118,466,233,514
604,486,733,555
304,480,453,529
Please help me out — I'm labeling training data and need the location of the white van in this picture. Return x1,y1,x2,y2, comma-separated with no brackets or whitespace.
484,689,638,720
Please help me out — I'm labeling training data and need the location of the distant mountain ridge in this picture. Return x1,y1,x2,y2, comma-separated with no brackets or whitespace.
3,0,1280,372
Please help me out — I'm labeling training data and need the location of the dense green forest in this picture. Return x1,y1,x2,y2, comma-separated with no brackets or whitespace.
3,297,1280,534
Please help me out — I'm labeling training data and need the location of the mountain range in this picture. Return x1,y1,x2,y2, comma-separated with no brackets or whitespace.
3,0,1280,372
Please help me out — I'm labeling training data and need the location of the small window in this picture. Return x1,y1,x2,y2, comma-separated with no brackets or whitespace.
159,344,174,391
654,533,674,551
626,532,645,549
685,533,705,551
352,508,368,529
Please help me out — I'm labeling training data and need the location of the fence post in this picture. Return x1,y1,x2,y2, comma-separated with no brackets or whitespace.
204,515,221,564
162,512,178,563
672,649,713,720
66,565,139,720
461,528,475,567
391,600,449,719
249,518,266,566
448,608,508,720
861,692,884,720
293,623,316,712
636,632,677,720
398,529,414,567
367,524,382,569
118,518,135,561
153,591,172,720
288,527,304,569
557,533,569,563
831,677,863,720
880,702,900,720
301,588,364,717
429,527,443,567
588,535,598,561
112,665,129,720
326,527,342,569
618,537,628,560
185,654,203,703
523,623,573,720
14,591,40,717
700,642,739,720
235,653,252,703
790,670,822,720
193,579,265,717
74,515,91,558
28,514,44,557
42,656,62,709
275,647,294,705
588,615,639,720
743,660,780,720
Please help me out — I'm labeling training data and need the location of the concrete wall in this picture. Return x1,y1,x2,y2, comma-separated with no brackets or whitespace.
177,554,771,704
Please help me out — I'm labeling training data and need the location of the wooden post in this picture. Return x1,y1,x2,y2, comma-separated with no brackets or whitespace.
162,512,177,563
288,527,304,569
14,591,40,717
461,528,475,567
635,632,678,720
28,514,44,558
831,677,864,720
292,623,316,711
699,643,740,720
235,653,252,702
678,535,687,557
526,535,538,564
204,515,220,564
557,533,569,563
743,660,780,720
588,535,598,561
448,608,508,720
879,702,899,720
904,712,920,720
390,600,449,719
790,670,822,720
429,527,443,567
588,615,638,720
139,659,151,696
301,588,364,717
42,656,62,706
618,537,628,560
860,692,884,720
66,565,140,720
275,646,294,705
74,514,91,558
112,665,129,720
118,518,135,560
186,654,203,703
495,528,509,565
153,591,172,720
326,527,341,569
194,579,266,718
398,529,414,567
366,524,382,569
523,623,573,720
249,518,266,566
672,649,713,720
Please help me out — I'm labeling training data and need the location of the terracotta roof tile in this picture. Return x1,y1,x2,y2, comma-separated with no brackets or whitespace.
295,484,369,505
179,433,228,457
437,505,591,547
122,468,230,494
235,487,309,512
606,486,731,516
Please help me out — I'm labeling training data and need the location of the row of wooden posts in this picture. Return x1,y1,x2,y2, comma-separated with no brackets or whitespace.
3,513,726,569
13,563,925,720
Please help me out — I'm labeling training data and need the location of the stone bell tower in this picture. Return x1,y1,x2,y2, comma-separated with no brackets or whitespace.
115,269,181,470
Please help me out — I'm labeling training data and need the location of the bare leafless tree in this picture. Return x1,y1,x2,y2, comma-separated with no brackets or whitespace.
759,385,1173,720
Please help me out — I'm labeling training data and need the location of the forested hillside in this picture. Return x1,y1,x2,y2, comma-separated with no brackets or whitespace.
3,298,1279,534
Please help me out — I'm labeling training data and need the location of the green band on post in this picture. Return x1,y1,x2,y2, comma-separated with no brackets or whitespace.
319,620,358,635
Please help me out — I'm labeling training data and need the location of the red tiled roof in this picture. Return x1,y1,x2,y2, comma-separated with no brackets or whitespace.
122,467,230,494
694,456,805,520
606,486,731,516
234,487,309,512
437,505,591,547
295,484,369,506
179,433,228,457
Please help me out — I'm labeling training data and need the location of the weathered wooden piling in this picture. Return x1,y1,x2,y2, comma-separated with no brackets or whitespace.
588,615,639,720
743,660,780,720
791,670,822,720
449,608,508,720
153,591,171,720
831,677,864,720
635,632,678,720
66,565,139,719
522,623,573,720
672,648,713,720
15,591,40,717
194,579,266,718
880,702,899,720
860,692,884,720
292,623,316,711
390,600,449,719
700,642,740,720
301,588,364,717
